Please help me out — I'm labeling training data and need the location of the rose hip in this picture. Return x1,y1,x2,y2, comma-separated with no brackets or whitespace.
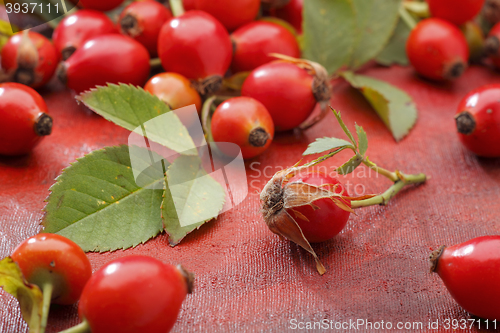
158,11,232,95
1,31,59,88
57,35,150,94
193,0,260,31
211,97,275,159
0,83,52,156
430,236,500,320
455,84,500,157
242,60,330,131
119,1,172,56
231,21,300,72
52,9,118,60
406,18,469,81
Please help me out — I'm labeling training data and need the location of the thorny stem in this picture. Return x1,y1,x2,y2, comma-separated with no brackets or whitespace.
58,320,91,333
40,282,53,333
169,0,185,17
351,172,426,208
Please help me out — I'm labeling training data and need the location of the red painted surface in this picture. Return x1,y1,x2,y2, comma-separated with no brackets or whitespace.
1,64,500,332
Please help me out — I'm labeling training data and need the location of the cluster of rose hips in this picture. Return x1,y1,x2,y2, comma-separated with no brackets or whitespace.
5,233,192,333
406,0,484,81
1,0,499,327
404,0,500,157
0,0,312,160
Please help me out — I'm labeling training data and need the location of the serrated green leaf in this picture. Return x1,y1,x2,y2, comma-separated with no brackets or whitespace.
0,257,43,333
78,84,197,156
42,145,167,252
163,155,226,246
341,71,417,142
337,154,363,175
350,0,401,69
303,137,355,156
302,0,401,74
355,124,368,156
332,108,358,147
302,0,356,74
375,18,410,66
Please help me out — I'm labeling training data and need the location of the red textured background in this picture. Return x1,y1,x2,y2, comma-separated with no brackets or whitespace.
1,64,500,333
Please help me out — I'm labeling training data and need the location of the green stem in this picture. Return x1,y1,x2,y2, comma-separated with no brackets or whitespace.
169,0,185,17
399,5,417,30
362,159,398,182
40,282,53,333
149,58,162,68
58,320,91,333
351,172,426,208
403,1,430,18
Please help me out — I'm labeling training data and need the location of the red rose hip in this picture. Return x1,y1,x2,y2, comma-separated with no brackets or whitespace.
430,236,500,320
193,0,260,31
242,60,330,131
76,256,193,333
52,9,118,60
1,31,59,88
231,21,300,72
455,84,500,157
57,34,150,94
406,18,469,81
426,0,485,26
11,233,92,305
211,97,275,159
80,0,125,12
119,1,172,56
0,83,52,156
158,11,232,95
288,172,351,243
271,0,304,33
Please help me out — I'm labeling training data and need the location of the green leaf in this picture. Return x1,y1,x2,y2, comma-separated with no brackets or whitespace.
0,257,43,333
303,137,355,156
356,124,368,156
77,84,197,156
302,0,401,74
341,71,417,142
163,155,226,246
302,0,356,74
337,154,364,175
42,145,167,252
375,18,410,66
332,108,357,147
349,0,401,70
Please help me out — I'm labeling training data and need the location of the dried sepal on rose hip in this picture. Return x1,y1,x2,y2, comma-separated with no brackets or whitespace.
260,166,362,275
260,108,427,275
1,30,59,88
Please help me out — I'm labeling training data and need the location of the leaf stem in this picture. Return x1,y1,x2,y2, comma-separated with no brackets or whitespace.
362,159,398,182
40,282,53,333
399,5,417,30
169,0,185,17
351,172,426,208
58,320,91,333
